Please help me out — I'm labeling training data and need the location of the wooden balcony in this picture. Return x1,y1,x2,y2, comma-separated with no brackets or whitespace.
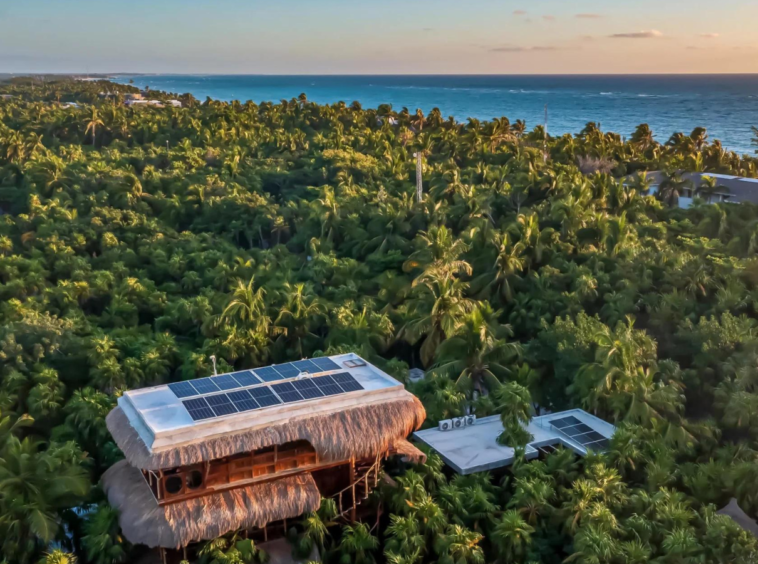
142,440,320,505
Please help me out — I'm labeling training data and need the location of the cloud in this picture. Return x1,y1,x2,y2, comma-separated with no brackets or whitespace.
543,15,556,21
609,30,664,39
699,33,719,38
513,10,527,16
576,13,603,19
490,45,559,52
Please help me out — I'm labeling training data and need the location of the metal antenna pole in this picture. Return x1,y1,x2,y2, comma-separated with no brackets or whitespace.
543,104,548,163
414,152,423,203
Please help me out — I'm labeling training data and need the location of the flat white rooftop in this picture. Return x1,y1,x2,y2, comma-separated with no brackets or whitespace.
120,353,405,453
414,409,615,475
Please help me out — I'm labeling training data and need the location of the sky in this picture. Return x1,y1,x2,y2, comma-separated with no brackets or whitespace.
1,0,758,74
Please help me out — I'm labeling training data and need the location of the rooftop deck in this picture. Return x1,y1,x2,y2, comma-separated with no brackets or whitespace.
414,409,615,475
120,353,406,453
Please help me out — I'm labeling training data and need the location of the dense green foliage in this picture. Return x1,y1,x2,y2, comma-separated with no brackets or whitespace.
1,78,758,563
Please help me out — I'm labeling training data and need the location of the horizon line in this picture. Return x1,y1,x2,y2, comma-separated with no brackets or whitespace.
4,72,758,78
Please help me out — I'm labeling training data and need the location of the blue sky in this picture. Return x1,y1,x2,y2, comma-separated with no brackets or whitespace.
1,0,757,74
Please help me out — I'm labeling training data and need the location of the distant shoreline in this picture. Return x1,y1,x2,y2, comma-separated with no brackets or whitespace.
110,74,758,154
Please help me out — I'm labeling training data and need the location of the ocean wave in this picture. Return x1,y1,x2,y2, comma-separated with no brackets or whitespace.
376,85,508,94
508,89,550,94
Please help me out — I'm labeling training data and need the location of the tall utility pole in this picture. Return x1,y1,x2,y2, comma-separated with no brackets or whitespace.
413,152,423,203
543,104,549,163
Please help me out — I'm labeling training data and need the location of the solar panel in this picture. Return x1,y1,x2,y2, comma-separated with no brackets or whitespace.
291,379,325,400
311,357,340,371
583,431,605,442
331,372,364,392
228,389,259,412
271,381,304,403
168,381,198,398
248,386,282,407
273,363,300,378
312,375,343,396
562,424,593,438
211,374,242,391
205,394,238,417
550,416,581,429
231,370,261,387
192,378,221,395
182,398,215,421
291,359,319,374
254,366,284,382
586,439,610,451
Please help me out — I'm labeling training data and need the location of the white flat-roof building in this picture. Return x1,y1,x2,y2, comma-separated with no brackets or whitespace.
630,171,758,208
414,409,615,475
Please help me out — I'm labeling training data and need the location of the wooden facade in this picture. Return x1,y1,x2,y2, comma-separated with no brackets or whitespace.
142,440,322,505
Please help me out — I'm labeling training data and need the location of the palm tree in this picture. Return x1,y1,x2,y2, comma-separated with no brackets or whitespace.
404,225,472,280
0,437,90,563
40,550,77,564
82,504,127,564
495,381,534,446
694,175,728,204
84,107,104,147
492,509,535,562
657,171,691,207
275,282,325,358
384,514,425,558
298,498,336,557
221,276,270,333
430,303,521,395
433,524,485,564
338,523,378,564
474,232,526,304
400,274,475,367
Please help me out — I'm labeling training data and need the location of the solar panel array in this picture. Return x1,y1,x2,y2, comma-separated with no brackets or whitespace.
177,371,365,421
167,357,342,399
550,416,610,451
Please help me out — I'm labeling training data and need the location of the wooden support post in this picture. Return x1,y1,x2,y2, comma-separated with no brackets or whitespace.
160,547,167,564
182,546,187,561
349,458,357,522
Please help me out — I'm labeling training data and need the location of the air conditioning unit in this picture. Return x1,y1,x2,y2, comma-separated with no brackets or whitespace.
438,419,452,432
465,414,476,426
452,417,465,429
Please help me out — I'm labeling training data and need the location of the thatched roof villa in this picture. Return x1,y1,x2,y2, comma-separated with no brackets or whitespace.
103,353,426,559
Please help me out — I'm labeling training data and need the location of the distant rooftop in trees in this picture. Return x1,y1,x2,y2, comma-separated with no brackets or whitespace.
414,409,615,475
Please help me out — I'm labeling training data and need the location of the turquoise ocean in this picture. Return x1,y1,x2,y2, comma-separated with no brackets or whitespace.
112,75,758,155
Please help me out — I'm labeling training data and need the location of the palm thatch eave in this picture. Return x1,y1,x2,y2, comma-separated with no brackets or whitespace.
102,460,321,549
106,395,426,471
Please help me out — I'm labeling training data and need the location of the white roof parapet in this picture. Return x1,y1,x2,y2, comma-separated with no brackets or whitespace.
414,409,616,475
119,353,407,453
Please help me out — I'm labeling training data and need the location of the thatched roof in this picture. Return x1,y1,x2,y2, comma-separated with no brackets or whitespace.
392,438,427,464
718,498,758,537
107,395,425,471
102,460,321,549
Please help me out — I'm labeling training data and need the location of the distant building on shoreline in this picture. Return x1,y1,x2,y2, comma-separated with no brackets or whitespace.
633,171,758,207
